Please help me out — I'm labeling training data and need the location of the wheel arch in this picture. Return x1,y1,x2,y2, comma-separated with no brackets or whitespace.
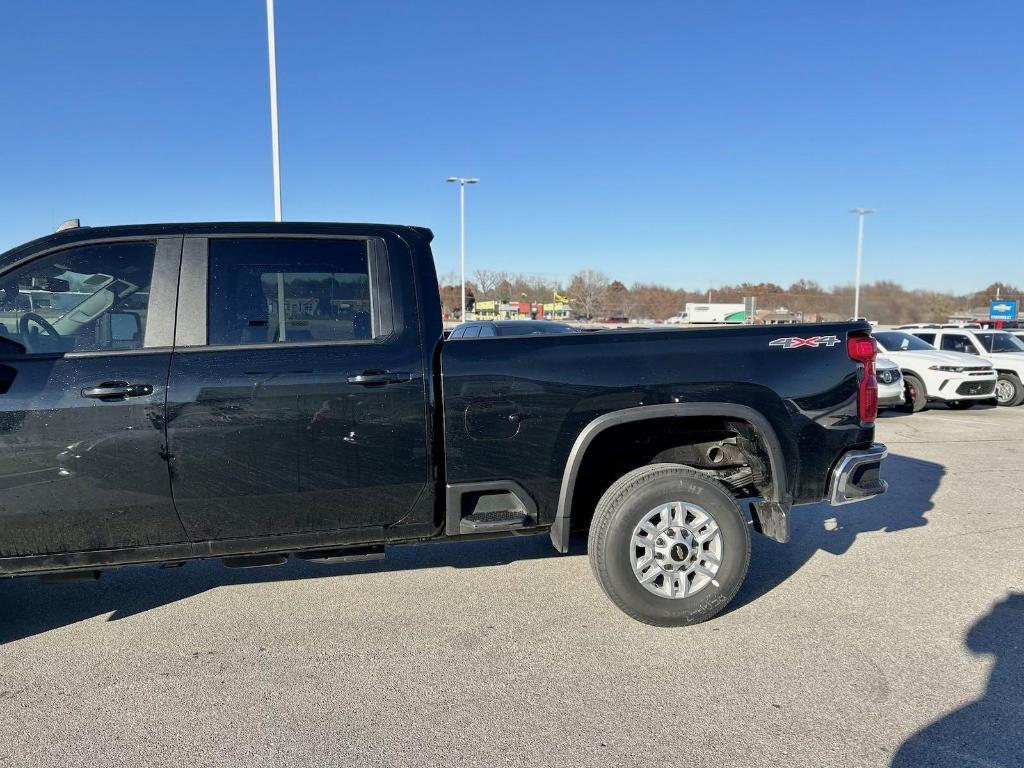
549,403,789,553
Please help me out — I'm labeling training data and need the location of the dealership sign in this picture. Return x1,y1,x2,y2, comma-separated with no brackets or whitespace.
990,300,1018,321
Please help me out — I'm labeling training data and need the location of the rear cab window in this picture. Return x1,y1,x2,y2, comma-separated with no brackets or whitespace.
205,237,392,347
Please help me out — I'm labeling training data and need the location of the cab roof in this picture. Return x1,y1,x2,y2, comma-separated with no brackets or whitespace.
0,221,434,271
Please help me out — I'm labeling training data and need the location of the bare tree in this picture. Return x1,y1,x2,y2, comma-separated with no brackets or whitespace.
492,271,515,302
472,269,498,299
441,267,1016,325
568,270,610,319
631,283,683,320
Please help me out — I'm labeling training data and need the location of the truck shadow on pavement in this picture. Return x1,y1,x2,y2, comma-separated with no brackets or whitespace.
0,452,938,645
0,527,572,646
729,452,943,613
891,592,1024,768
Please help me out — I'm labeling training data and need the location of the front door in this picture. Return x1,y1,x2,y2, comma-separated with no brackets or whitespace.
0,237,186,558
165,233,429,542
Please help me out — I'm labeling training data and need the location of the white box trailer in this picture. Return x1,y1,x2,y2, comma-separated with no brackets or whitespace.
668,303,747,324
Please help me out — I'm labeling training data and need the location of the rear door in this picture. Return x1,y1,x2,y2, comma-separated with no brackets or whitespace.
165,232,430,542
0,237,186,557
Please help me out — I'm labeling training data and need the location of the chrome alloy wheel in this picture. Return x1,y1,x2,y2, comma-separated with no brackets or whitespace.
996,379,1016,404
630,501,724,599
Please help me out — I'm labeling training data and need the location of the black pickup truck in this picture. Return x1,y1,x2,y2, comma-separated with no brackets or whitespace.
0,222,887,625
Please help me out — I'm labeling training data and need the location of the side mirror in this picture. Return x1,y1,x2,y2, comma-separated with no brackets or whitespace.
109,311,142,344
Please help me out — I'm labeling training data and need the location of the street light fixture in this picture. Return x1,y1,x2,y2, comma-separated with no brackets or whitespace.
446,177,480,319
849,208,875,320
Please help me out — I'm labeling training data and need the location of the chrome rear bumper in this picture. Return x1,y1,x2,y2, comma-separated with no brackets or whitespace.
828,443,888,506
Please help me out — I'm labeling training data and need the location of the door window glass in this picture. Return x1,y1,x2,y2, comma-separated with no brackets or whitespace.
478,324,496,337
462,325,481,338
208,238,377,346
940,334,977,354
914,333,936,345
0,242,155,355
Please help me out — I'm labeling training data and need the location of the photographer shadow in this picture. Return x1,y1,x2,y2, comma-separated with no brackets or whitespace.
730,452,943,611
891,592,1024,767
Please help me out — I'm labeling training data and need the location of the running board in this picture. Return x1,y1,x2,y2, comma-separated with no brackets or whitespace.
222,553,288,569
293,545,385,564
39,570,101,582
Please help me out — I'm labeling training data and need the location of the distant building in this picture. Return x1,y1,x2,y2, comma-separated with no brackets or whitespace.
473,299,572,320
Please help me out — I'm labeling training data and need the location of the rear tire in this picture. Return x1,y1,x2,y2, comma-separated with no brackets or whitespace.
995,373,1024,407
901,374,928,413
588,463,750,627
946,400,975,410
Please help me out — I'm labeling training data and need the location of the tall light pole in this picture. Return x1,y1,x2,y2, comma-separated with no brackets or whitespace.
849,208,874,320
266,0,282,222
446,177,479,319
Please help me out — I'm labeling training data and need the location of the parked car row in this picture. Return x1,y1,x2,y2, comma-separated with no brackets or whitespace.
874,329,1024,410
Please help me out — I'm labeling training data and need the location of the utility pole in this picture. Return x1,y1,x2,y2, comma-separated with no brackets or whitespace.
266,0,282,222
446,177,479,319
849,208,875,319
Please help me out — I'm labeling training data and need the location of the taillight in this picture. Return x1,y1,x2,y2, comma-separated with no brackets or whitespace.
848,334,878,424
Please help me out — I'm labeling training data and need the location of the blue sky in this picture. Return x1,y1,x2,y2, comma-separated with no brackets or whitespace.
1,1,1020,292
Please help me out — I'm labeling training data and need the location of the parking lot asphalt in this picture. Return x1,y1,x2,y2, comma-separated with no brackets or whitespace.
1,405,1021,768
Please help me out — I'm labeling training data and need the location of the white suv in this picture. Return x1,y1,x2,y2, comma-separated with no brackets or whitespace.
905,329,1024,407
872,331,998,412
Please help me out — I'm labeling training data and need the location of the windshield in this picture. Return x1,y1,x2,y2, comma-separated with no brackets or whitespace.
975,332,1024,353
873,331,935,352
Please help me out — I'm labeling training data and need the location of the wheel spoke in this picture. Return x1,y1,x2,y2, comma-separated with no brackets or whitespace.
635,554,654,571
640,521,660,538
639,566,661,584
693,563,717,580
694,522,720,544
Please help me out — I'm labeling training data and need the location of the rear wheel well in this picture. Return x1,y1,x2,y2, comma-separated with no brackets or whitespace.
567,415,775,533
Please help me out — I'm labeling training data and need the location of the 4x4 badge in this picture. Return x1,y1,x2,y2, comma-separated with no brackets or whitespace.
769,335,841,349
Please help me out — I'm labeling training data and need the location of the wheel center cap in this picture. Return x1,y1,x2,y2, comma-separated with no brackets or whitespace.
671,543,689,562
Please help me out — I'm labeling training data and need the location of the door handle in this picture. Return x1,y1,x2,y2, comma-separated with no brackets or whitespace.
346,371,413,386
81,381,155,400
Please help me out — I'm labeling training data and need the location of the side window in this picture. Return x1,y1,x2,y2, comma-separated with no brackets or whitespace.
463,325,481,338
478,324,496,337
915,333,936,345
940,334,975,354
0,241,155,355
449,327,465,339
207,238,386,346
